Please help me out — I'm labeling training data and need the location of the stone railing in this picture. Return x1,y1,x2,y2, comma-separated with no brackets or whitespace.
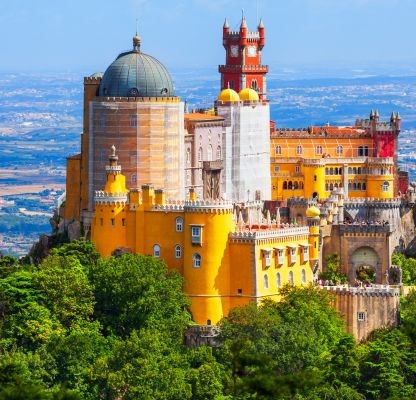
321,285,400,297
94,191,128,204
339,224,393,234
230,225,309,240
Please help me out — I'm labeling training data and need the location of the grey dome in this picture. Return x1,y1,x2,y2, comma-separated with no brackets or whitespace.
99,38,174,98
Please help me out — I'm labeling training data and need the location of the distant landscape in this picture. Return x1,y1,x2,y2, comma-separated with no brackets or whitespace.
1,69,416,257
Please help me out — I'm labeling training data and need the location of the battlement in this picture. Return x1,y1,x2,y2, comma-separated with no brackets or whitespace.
105,165,121,173
84,76,102,84
226,31,260,39
230,225,309,242
344,197,401,207
184,199,233,213
94,191,128,205
322,285,400,297
218,64,268,73
339,224,393,234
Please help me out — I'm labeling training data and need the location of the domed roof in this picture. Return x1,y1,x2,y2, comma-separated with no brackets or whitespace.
239,87,259,101
98,36,174,98
306,205,321,218
217,88,240,102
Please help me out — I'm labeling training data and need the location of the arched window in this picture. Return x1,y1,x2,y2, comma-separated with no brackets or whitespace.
301,269,306,283
251,79,258,90
294,181,299,190
228,80,234,89
358,146,363,156
348,167,352,174
316,145,323,155
329,183,334,191
283,181,288,190
353,182,357,190
263,274,269,289
288,181,293,190
276,272,281,288
131,174,137,184
299,182,304,189
275,145,282,155
329,167,334,175
193,253,202,268
175,217,183,232
153,244,161,258
186,148,191,164
207,145,213,161
334,183,339,189
336,145,343,155
325,183,329,191
175,245,182,259
357,167,362,175
216,146,222,160
296,145,303,155
357,182,362,190
382,181,389,192
362,182,367,190
288,271,294,285
198,147,203,162
325,168,329,175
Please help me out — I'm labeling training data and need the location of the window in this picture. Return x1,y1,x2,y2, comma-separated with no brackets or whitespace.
263,274,269,289
251,79,258,90
283,181,288,190
276,248,284,265
275,145,282,155
175,245,182,259
302,245,309,262
357,312,366,322
336,145,343,155
358,146,369,156
131,174,137,184
191,225,203,245
289,246,297,264
198,147,203,162
100,218,103,226
274,165,280,173
262,249,271,268
129,114,137,127
122,218,125,227
193,253,201,268
382,181,389,192
288,271,294,285
186,148,191,164
228,80,234,89
153,244,161,258
316,145,323,155
276,272,281,288
295,165,300,173
216,146,222,160
176,217,183,232
207,145,213,161
111,218,115,226
301,269,306,283
296,145,303,155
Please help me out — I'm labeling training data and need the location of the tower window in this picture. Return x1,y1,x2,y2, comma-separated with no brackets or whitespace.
193,253,201,268
263,274,269,289
186,148,191,164
207,145,213,161
357,312,366,322
129,114,137,127
153,244,161,258
316,145,323,155
295,165,300,173
191,225,203,245
275,145,282,155
296,145,303,155
336,145,343,155
288,271,294,285
276,272,281,288
175,217,183,232
216,146,222,160
251,79,258,90
198,147,203,162
228,80,234,89
301,269,306,283
382,181,389,192
131,174,137,184
111,218,115,226
175,245,182,259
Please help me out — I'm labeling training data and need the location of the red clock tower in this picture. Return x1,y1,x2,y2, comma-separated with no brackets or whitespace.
219,17,268,99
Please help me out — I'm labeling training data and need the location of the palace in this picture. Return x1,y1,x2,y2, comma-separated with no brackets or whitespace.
62,14,408,332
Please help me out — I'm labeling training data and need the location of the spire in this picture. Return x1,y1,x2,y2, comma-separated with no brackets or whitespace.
223,18,229,28
240,9,247,28
375,109,379,117
258,18,264,28
391,111,396,121
396,111,401,120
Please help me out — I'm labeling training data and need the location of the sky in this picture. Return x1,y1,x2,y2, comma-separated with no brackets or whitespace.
1,0,416,74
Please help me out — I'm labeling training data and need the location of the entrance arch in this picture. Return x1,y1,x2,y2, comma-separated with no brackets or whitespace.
350,247,380,283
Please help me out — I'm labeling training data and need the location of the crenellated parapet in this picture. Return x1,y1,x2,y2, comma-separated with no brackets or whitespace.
345,198,401,208
229,226,309,243
184,200,234,214
94,190,128,205
84,76,102,84
339,224,393,235
322,285,400,297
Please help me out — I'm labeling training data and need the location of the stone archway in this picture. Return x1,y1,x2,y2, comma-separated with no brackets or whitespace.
350,247,380,283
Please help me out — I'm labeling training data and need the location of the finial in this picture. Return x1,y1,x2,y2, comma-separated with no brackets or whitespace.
223,18,229,28
111,145,116,157
258,18,264,28
133,34,141,52
109,145,118,165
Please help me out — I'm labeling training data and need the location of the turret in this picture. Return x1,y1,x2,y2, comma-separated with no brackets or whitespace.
395,112,401,130
239,17,248,46
258,18,265,49
223,18,229,47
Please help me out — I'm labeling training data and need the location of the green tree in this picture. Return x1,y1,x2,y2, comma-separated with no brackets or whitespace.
319,253,348,284
49,240,100,270
35,254,95,328
90,254,190,338
392,252,416,284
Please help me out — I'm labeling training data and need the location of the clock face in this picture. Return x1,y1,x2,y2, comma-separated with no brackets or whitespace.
247,46,257,57
230,45,239,57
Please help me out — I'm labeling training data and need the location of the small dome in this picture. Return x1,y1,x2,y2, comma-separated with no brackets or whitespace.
239,88,259,102
306,205,321,218
90,72,104,78
98,37,174,98
217,88,240,102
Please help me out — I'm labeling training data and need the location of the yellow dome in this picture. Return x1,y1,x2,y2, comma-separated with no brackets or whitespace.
239,87,259,101
306,205,321,218
217,88,240,102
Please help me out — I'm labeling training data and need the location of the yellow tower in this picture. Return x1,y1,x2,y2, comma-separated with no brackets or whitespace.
303,160,326,200
182,201,234,324
91,146,129,256
306,204,321,269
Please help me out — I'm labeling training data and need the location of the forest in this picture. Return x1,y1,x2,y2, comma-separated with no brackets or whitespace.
0,240,416,400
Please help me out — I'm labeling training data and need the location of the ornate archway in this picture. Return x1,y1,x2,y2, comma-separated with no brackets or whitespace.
350,247,380,283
